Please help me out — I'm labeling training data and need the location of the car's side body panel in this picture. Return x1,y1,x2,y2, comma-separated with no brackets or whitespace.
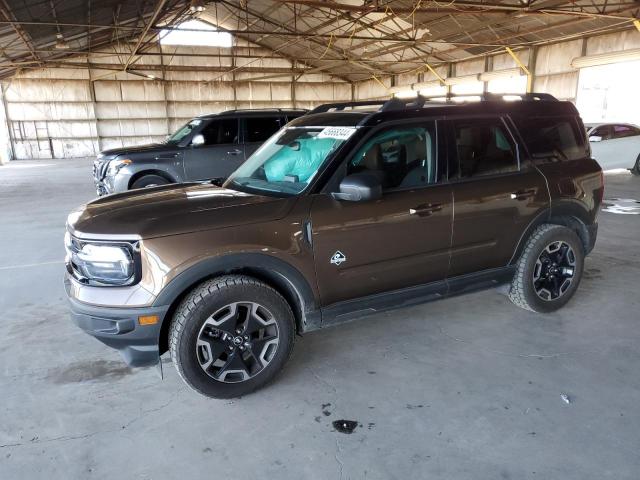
589,135,640,170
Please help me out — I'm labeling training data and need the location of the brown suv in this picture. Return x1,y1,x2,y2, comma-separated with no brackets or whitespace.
65,93,603,398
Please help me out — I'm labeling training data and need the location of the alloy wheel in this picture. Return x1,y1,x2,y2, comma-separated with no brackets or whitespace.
532,241,576,301
195,302,279,383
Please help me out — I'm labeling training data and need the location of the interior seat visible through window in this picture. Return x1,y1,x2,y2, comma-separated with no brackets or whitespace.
348,125,437,190
453,118,518,178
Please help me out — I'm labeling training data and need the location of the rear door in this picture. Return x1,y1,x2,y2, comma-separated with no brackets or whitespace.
183,118,243,180
242,115,286,159
310,120,453,308
446,116,549,277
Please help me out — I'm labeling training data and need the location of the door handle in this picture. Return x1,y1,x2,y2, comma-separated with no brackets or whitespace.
227,149,243,155
409,203,443,216
510,189,536,200
155,153,178,159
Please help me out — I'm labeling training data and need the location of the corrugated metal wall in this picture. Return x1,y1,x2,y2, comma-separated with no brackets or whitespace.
1,40,352,159
354,31,637,102
1,30,637,160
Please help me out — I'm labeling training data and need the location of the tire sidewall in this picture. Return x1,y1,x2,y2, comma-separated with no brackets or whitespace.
520,227,585,313
131,175,169,189
174,281,295,398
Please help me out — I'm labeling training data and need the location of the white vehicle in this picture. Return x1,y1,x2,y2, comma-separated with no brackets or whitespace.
586,123,640,174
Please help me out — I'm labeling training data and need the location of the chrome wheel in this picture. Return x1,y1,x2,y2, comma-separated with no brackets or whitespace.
533,241,576,301
196,302,279,383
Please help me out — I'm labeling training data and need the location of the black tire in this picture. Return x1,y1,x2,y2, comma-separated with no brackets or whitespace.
509,224,584,313
169,275,295,398
131,174,170,189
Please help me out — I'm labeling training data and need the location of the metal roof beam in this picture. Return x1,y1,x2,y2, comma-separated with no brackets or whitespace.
0,0,40,64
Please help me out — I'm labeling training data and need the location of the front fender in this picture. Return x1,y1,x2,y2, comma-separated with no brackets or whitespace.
126,153,185,185
152,252,320,332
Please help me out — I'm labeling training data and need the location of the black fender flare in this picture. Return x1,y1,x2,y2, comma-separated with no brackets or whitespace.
152,253,320,335
509,200,594,265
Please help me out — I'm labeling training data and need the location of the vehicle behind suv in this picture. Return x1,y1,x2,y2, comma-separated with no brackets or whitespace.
585,122,640,173
93,108,307,196
66,93,603,398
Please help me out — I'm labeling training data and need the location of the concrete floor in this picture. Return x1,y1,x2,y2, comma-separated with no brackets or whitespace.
1,158,639,480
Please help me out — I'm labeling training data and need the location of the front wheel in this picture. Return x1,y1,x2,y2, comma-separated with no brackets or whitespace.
509,224,584,313
131,174,170,189
169,275,295,398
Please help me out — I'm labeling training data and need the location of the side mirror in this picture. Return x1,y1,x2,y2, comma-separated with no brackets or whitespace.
332,173,382,202
191,134,205,146
589,135,602,143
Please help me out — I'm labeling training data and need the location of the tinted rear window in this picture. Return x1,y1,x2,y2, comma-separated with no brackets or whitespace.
245,116,283,143
515,116,586,162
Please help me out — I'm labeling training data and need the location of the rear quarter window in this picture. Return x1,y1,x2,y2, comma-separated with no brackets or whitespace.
514,116,587,163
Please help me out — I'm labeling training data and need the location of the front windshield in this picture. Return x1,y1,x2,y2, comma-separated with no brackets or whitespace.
225,126,356,196
166,119,202,144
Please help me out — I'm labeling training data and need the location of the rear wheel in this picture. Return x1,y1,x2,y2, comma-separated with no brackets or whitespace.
131,174,170,189
169,275,295,398
509,224,584,313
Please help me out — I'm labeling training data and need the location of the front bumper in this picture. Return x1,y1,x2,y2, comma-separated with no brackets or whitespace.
65,277,169,367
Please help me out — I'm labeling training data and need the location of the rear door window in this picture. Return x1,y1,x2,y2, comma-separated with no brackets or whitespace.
591,125,613,140
286,112,305,122
451,117,518,179
515,117,586,162
613,124,640,139
244,116,284,143
199,118,239,145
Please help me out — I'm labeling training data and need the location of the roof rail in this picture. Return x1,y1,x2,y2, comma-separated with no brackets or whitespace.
308,92,558,115
308,100,389,114
216,108,308,115
423,92,558,102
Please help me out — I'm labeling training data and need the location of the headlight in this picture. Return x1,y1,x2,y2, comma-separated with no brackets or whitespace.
65,234,137,286
107,158,132,176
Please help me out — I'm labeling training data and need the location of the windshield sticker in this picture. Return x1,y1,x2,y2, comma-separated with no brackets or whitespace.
317,127,356,140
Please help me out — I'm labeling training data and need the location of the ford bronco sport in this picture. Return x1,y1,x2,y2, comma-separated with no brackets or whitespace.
65,93,603,398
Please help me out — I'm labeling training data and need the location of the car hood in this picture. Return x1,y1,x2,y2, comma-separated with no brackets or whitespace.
100,143,176,157
68,183,296,239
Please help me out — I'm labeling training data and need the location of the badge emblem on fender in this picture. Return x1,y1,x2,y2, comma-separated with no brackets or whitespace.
330,251,347,266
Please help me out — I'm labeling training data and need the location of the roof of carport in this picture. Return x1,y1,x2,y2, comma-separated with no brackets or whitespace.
0,0,638,81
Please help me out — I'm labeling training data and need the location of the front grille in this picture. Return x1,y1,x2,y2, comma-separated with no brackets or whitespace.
99,160,109,179
93,157,113,181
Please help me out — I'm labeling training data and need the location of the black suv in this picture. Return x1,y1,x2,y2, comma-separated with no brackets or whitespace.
66,93,603,398
92,108,306,195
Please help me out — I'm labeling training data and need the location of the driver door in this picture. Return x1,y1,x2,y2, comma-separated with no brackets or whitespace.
310,121,453,311
183,118,244,181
